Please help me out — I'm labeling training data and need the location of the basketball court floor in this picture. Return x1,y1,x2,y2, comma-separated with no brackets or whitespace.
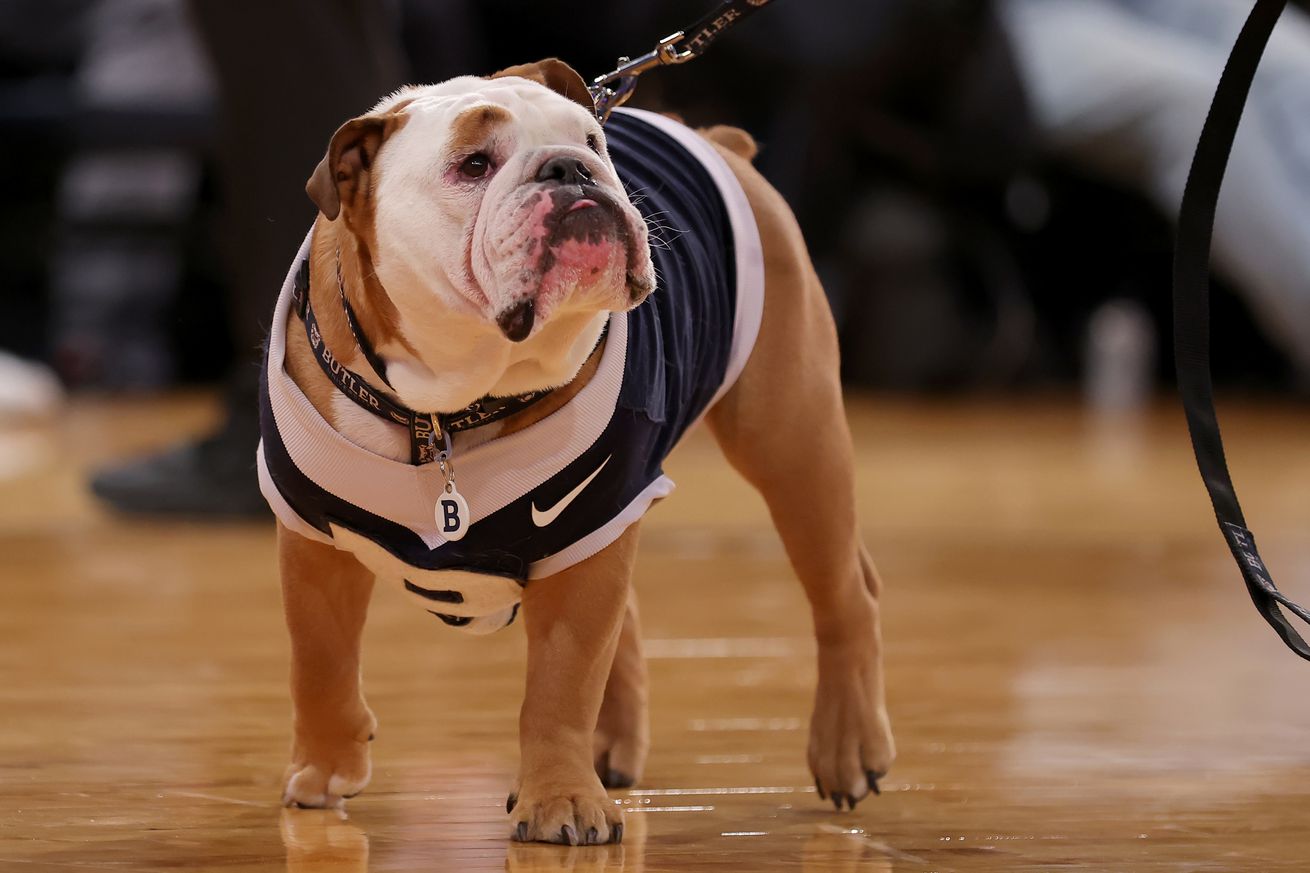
2,392,1308,871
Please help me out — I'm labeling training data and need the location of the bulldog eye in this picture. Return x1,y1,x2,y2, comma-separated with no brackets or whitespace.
586,134,601,154
458,153,491,179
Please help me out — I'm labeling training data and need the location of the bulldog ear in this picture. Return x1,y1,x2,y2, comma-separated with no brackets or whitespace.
491,58,595,113
306,115,392,221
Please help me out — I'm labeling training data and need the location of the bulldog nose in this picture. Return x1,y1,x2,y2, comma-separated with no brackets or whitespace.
536,155,593,186
497,299,535,342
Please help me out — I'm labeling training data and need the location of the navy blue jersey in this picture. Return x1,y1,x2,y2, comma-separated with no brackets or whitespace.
258,108,764,632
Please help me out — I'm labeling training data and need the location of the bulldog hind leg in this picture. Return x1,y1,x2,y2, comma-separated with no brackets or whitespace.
278,524,378,809
593,586,650,789
705,269,894,811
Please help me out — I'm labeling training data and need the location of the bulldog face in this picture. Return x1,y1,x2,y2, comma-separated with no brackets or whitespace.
307,60,654,394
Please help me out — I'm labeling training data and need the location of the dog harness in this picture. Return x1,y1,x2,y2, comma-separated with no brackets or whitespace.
257,108,764,633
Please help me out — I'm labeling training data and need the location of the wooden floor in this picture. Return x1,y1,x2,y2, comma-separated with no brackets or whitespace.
2,392,1309,872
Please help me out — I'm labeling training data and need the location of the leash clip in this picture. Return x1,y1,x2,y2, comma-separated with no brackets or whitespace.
589,0,780,122
433,428,455,484
590,30,696,123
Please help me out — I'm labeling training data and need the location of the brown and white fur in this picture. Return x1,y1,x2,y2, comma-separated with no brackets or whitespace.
276,59,894,845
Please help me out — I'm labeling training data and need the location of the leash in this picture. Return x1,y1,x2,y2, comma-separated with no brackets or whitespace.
1174,0,1310,660
589,0,779,123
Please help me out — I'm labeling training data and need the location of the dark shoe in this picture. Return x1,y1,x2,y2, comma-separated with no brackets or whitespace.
90,418,268,519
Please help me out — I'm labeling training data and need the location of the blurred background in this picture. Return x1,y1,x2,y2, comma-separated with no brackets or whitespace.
0,0,1306,516
3,4,1310,870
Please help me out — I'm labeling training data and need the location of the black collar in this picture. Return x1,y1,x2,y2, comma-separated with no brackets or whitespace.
289,258,555,465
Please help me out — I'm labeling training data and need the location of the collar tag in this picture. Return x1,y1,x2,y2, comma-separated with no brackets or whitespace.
436,484,469,541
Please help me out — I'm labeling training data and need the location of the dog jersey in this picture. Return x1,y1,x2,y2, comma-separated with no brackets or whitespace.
257,108,764,633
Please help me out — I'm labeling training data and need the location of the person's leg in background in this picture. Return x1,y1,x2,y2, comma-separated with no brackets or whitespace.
49,0,210,393
91,0,406,515
998,0,1310,384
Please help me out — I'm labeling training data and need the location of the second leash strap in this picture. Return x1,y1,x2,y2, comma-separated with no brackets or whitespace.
1173,0,1310,659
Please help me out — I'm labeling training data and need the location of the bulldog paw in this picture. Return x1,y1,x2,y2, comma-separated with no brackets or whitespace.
508,778,623,845
283,759,371,810
808,637,895,811
283,713,376,809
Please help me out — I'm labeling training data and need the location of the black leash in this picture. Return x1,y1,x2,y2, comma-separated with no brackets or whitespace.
1174,0,1310,660
590,0,779,122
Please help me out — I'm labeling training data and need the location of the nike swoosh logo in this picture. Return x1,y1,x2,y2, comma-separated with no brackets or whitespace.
531,456,611,528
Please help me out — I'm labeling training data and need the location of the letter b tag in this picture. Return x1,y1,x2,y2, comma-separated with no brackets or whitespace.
436,486,469,542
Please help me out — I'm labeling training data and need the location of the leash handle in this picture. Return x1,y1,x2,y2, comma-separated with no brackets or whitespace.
1173,0,1310,659
590,0,780,122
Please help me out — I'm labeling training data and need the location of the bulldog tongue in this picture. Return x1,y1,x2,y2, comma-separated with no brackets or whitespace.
497,299,535,342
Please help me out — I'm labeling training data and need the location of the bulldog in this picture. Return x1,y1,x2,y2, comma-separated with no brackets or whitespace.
258,59,893,845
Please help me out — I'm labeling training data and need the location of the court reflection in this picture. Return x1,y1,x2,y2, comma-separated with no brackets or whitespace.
278,805,651,873
504,809,646,873
800,827,895,872
280,809,369,873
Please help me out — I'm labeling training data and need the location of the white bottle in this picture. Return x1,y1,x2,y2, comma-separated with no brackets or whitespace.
1085,299,1157,412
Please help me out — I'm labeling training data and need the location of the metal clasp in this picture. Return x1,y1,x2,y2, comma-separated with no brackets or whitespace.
590,31,697,123
432,428,456,491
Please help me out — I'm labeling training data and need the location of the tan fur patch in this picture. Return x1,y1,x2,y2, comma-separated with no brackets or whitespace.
490,58,594,112
354,241,418,360
306,111,410,225
701,125,758,162
448,104,512,157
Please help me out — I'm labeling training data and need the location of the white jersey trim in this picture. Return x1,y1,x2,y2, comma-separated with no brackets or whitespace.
618,109,765,408
257,441,333,547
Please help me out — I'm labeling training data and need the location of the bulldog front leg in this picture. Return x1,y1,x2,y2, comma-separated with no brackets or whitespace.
278,523,378,809
508,525,638,845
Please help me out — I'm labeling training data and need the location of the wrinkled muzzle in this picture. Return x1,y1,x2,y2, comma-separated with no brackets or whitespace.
475,149,653,342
